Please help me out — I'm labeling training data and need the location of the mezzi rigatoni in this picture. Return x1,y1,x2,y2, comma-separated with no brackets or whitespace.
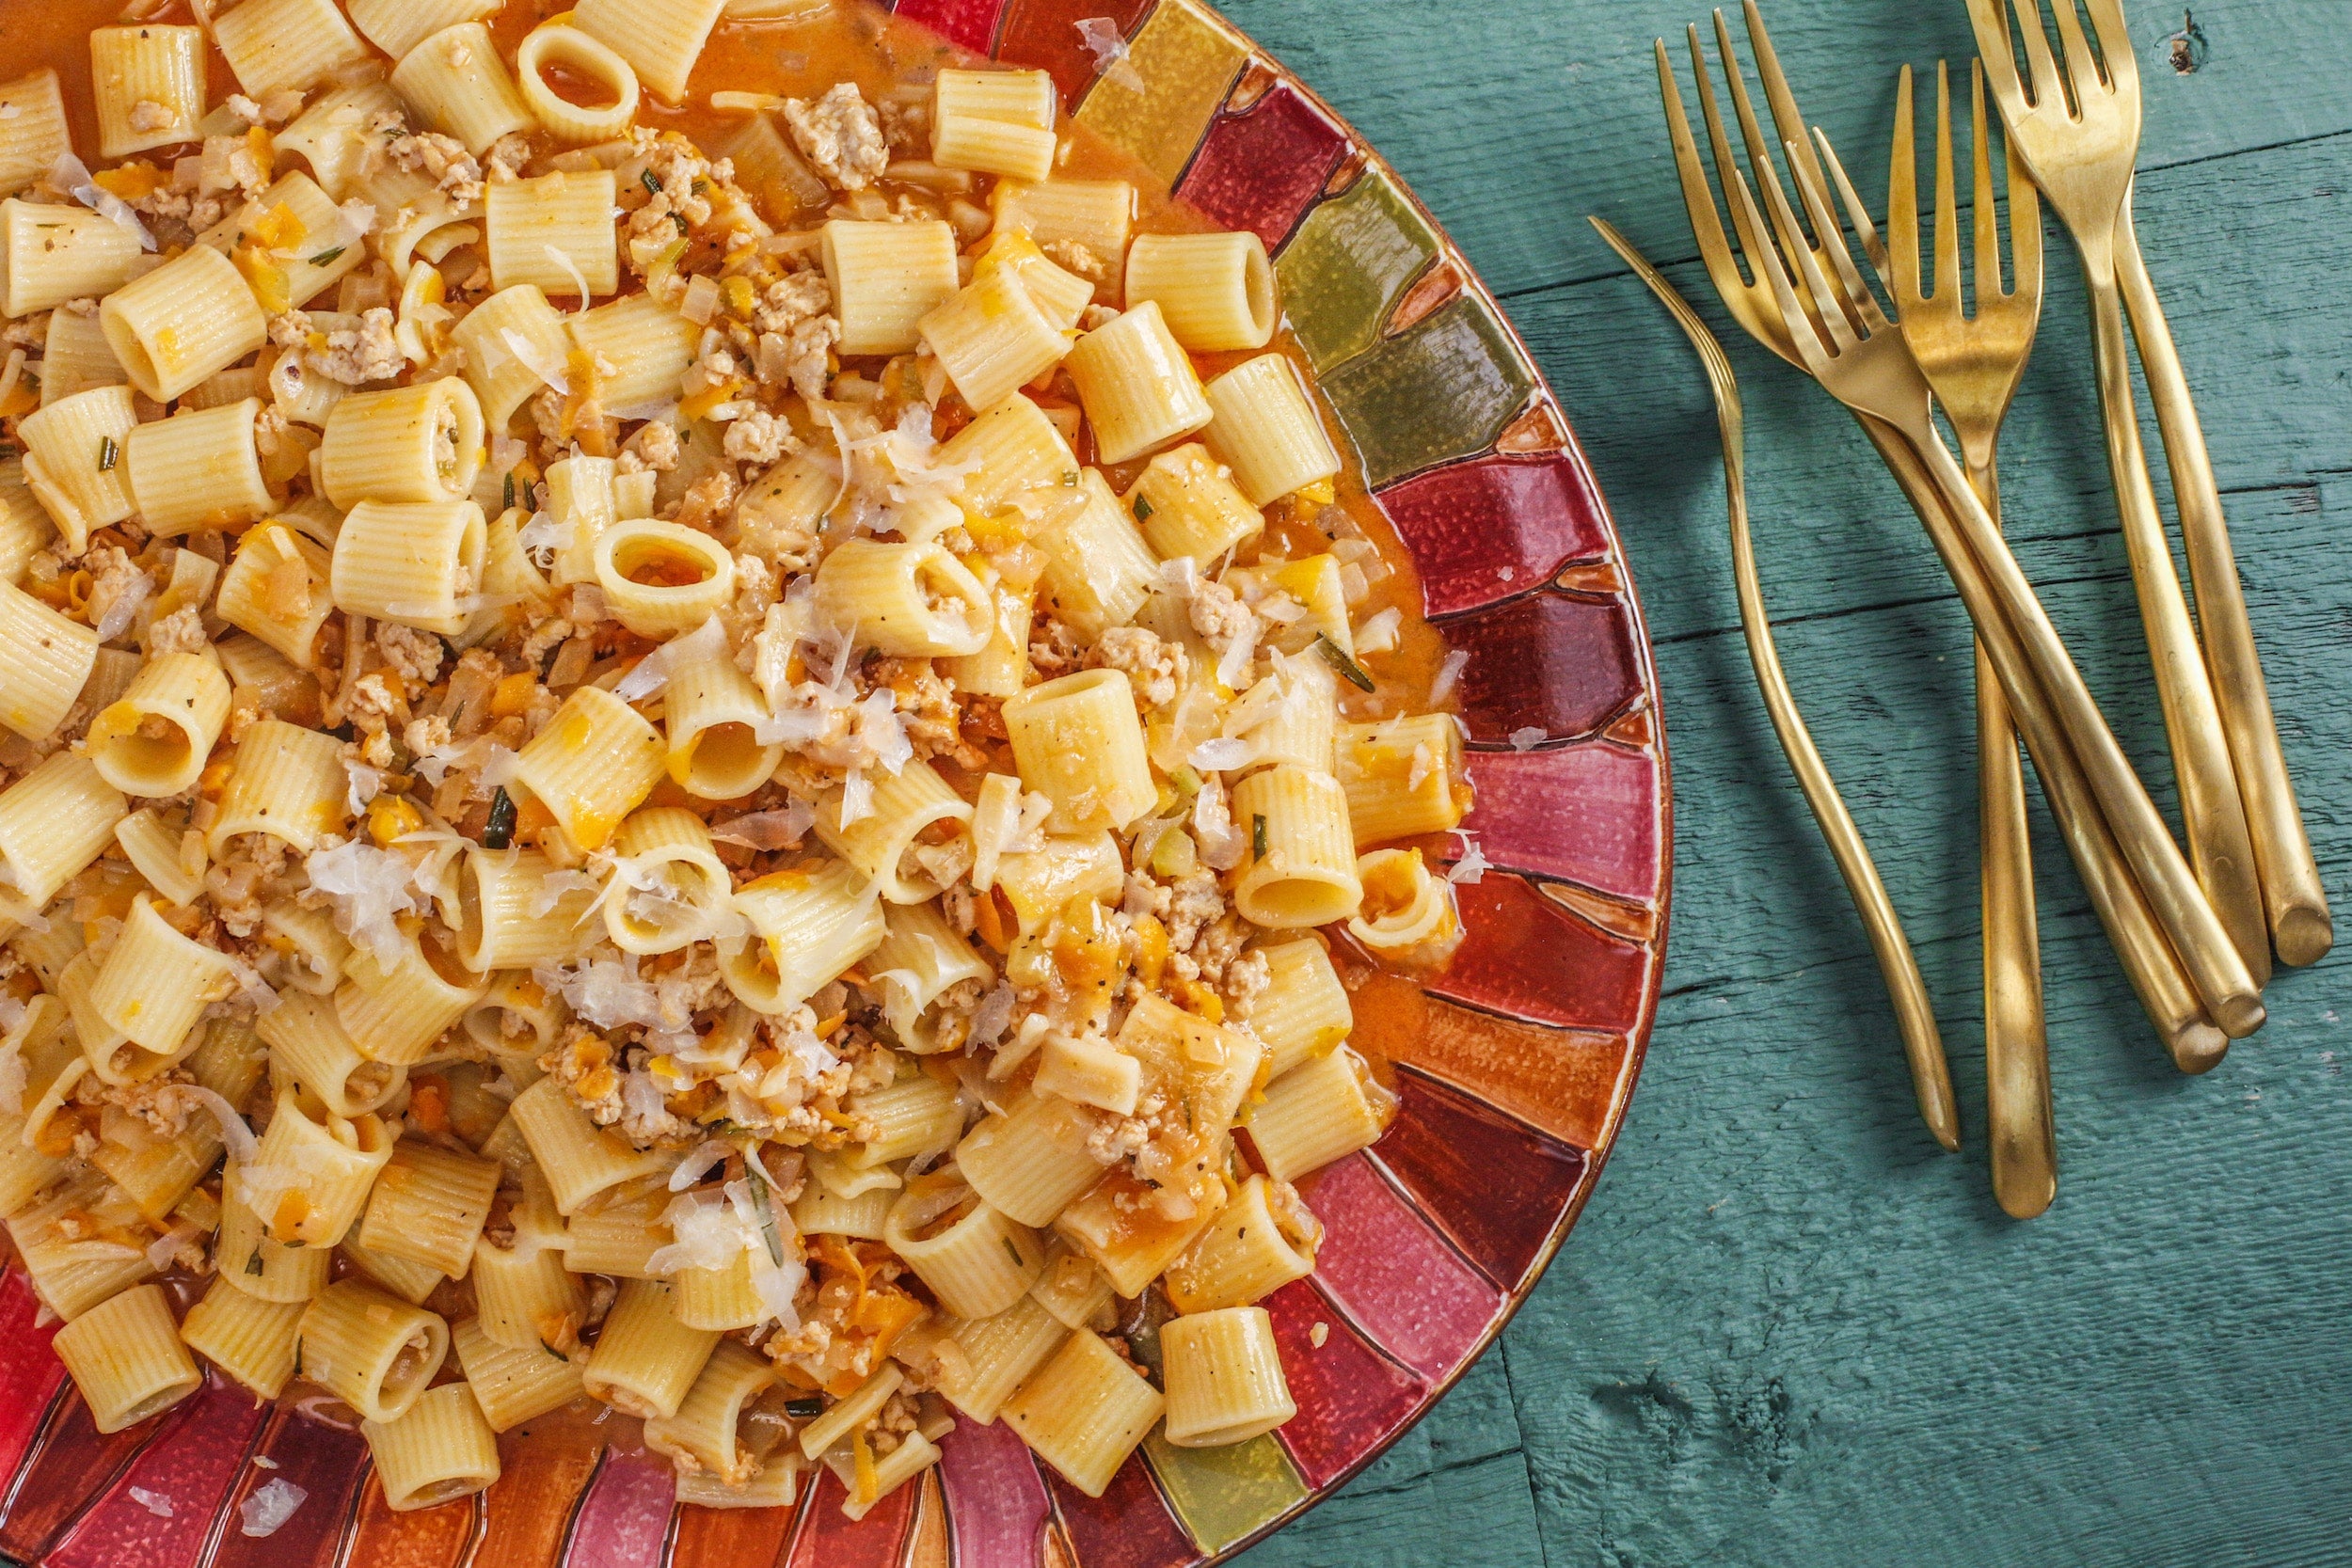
822,219,960,356
0,198,143,318
1126,231,1278,353
0,752,121,910
100,245,268,402
486,168,619,297
17,384,137,551
88,24,205,158
391,22,534,154
572,0,727,103
363,1383,503,1511
53,1284,201,1433
345,0,501,60
123,398,277,536
211,0,370,100
84,650,231,797
0,71,71,197
1065,301,1214,464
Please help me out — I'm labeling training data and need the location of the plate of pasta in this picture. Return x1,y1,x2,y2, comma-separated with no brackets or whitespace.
0,0,1669,1563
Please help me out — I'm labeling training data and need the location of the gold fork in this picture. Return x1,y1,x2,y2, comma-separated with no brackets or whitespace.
1660,4,2229,1074
1879,61,2051,1214
1957,0,2268,985
1735,138,2260,1037
1589,216,1957,1152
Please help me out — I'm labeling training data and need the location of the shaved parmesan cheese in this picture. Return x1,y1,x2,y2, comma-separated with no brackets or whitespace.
516,510,573,569
240,1479,307,1538
1509,726,1547,752
710,803,815,851
615,614,726,702
669,1138,735,1192
303,839,420,966
127,1487,174,1519
500,327,571,394
1073,17,1146,91
1353,606,1404,656
1446,830,1491,885
837,768,875,827
1188,736,1254,773
1430,649,1470,706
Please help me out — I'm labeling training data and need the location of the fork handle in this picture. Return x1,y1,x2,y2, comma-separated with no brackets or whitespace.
1860,415,2234,1066
2084,273,2271,988
1905,419,2262,1038
1967,460,2055,1217
2114,201,2333,968
1730,448,1959,1154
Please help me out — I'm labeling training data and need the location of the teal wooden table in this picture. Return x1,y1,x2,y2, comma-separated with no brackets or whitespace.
1224,2,2352,1562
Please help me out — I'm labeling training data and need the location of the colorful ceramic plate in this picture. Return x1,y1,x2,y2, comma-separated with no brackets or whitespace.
0,1,1669,1562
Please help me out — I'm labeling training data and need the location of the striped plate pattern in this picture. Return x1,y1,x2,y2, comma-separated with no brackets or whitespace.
0,0,1668,1562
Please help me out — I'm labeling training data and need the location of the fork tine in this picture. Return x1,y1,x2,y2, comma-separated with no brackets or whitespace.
1888,63,1921,307
1711,10,1848,336
1657,40,1742,293
2005,137,2042,303
1759,149,1857,353
1722,155,1827,368
2046,0,2106,96
1933,61,1963,310
1713,9,1809,259
1814,129,1890,289
1969,59,2006,302
2010,0,2066,114
1801,130,1886,316
1965,0,2031,115
1740,0,1832,213
2079,0,2138,93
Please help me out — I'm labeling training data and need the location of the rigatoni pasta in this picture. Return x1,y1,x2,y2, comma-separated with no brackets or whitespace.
88,25,204,159
0,198,142,318
0,1,1481,1517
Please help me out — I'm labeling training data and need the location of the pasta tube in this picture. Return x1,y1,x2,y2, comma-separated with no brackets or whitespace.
85,653,232,798
101,245,268,402
1124,230,1279,352
1202,354,1343,507
363,1383,502,1511
999,1330,1164,1498
330,499,488,636
510,685,668,852
1002,670,1156,832
1158,1305,1296,1447
1065,301,1212,465
1247,1044,1398,1183
54,1284,201,1433
296,1277,450,1422
1230,764,1363,929
321,379,485,508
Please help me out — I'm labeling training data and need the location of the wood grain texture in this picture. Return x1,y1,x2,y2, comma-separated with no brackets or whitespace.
1226,1,2352,1563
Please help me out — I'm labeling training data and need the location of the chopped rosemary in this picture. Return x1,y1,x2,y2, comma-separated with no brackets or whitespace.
483,786,517,849
642,168,663,197
307,245,344,266
502,470,516,511
1315,633,1375,692
96,435,117,471
1002,1235,1026,1268
1252,812,1268,859
1132,495,1154,521
785,1397,826,1418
